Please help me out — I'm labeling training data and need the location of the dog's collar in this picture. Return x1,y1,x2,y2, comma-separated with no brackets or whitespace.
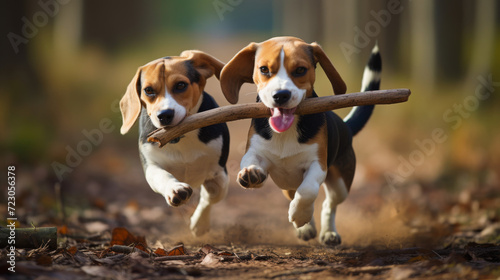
168,135,185,144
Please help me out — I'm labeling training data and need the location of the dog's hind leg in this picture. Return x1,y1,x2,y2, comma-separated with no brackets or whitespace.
320,154,354,246
190,168,229,236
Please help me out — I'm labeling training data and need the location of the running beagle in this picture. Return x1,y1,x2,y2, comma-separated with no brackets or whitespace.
120,51,229,236
220,37,381,246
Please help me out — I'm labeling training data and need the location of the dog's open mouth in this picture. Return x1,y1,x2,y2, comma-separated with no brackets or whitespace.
269,107,296,133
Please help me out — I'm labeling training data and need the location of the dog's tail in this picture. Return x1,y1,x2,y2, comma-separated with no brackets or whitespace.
344,43,381,136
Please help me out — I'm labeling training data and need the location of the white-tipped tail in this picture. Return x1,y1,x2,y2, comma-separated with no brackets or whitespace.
344,43,381,136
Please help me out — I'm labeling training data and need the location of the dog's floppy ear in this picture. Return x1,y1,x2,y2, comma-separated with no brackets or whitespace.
220,42,258,104
310,42,346,95
180,50,224,80
120,68,142,135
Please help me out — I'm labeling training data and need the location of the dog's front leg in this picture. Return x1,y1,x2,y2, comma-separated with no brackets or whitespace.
288,161,326,228
237,147,270,188
144,164,193,207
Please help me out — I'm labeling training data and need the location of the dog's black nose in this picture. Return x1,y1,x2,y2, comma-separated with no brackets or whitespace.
273,90,291,105
157,109,175,126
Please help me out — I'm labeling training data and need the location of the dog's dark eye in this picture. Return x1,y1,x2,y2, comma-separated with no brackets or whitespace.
292,67,307,77
260,66,270,75
144,86,155,97
173,82,188,93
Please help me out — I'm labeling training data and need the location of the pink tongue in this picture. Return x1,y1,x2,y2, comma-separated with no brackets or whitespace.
269,108,296,133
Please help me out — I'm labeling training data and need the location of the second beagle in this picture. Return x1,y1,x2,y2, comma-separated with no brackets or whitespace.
120,51,229,236
220,37,381,246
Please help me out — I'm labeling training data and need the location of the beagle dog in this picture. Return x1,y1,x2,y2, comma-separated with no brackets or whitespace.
220,37,381,246
120,51,229,236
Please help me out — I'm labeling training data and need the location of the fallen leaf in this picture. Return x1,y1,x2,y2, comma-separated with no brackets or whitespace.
154,248,167,256
200,253,220,266
110,227,148,252
167,244,185,256
67,246,78,256
201,244,217,255
58,225,68,235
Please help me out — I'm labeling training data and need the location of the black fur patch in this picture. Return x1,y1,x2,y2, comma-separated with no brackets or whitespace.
325,111,345,166
364,80,380,91
184,61,201,84
367,51,381,72
253,95,273,140
304,45,316,66
297,91,323,143
197,92,230,168
297,113,324,144
253,117,273,140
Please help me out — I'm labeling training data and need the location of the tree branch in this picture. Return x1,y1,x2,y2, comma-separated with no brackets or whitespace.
147,88,411,147
0,227,57,250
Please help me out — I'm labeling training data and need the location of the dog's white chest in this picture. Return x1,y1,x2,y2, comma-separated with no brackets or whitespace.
249,130,319,190
141,131,223,187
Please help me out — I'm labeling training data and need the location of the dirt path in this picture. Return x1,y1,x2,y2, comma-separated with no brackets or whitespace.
2,144,499,279
5,239,500,279
3,176,500,279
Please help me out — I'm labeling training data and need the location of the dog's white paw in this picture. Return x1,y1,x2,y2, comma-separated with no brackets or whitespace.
296,223,317,241
288,199,314,228
164,183,193,207
320,231,342,247
237,165,267,188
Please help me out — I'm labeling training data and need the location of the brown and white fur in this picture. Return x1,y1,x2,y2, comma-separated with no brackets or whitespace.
120,51,230,236
220,37,381,246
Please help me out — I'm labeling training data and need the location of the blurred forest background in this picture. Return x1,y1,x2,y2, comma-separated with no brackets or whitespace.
1,0,500,248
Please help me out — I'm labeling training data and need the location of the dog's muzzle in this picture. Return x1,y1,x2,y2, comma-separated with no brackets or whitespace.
157,109,175,126
273,90,291,106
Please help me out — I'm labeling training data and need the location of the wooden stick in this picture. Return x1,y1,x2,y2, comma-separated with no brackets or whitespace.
0,227,57,250
110,245,149,257
154,255,200,261
148,88,411,147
